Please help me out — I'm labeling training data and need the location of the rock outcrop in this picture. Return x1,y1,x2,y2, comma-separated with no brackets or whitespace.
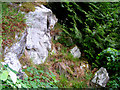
25,5,57,64
1,5,57,75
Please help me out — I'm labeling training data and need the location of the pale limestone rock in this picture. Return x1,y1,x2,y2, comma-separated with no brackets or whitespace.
25,5,57,64
1,52,21,72
70,46,81,58
91,67,109,87
1,31,27,76
1,5,57,77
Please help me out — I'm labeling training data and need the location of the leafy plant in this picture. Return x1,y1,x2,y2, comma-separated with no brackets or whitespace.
22,67,58,88
48,2,120,64
93,48,120,88
0,64,27,88
0,63,58,89
107,76,120,88
93,48,120,73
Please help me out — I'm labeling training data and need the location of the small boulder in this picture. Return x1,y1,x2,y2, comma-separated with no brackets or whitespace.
70,46,81,58
91,67,109,87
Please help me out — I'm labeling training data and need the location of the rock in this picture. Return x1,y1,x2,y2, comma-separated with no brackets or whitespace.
1,31,27,77
1,4,57,77
70,46,81,58
2,52,22,72
25,5,57,64
91,67,109,87
80,62,89,70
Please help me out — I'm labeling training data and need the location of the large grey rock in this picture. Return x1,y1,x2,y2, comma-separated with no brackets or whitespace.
1,5,57,75
70,46,81,58
1,31,27,74
91,67,109,87
25,5,57,64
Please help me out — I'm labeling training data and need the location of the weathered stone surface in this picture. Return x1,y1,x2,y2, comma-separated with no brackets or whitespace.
1,5,57,76
91,67,109,87
70,46,81,58
1,31,27,74
25,5,57,64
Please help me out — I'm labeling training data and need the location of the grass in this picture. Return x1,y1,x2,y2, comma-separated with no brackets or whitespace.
2,3,26,49
46,42,93,88
1,3,93,88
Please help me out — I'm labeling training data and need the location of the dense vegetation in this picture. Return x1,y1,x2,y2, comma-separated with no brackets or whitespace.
0,2,120,89
47,2,120,88
48,2,120,61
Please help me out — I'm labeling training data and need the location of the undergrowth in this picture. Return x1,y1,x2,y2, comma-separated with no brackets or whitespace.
2,2,118,89
46,41,92,88
0,64,58,89
18,40,93,88
2,2,27,50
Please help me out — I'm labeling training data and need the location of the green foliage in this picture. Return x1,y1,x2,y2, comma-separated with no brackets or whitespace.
107,76,120,88
58,74,69,88
93,48,120,88
64,52,79,62
23,67,58,88
0,70,9,81
71,72,92,88
72,81,86,88
48,2,120,63
57,31,74,47
0,64,25,88
93,48,120,74
2,2,26,47
57,72,92,88
0,36,2,56
48,2,120,88
0,63,58,89
20,2,36,13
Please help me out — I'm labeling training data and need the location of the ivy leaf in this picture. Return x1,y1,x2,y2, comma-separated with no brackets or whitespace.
96,56,99,60
0,70,9,81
